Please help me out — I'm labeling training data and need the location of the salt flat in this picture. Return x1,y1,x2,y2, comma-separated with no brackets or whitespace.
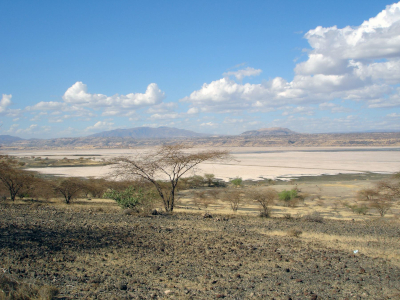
8,146,400,181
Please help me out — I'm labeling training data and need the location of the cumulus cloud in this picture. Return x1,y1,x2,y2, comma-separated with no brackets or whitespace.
11,124,39,135
319,102,350,113
85,121,115,131
26,82,166,120
187,107,199,114
27,101,66,111
149,113,180,120
63,82,165,108
223,117,244,124
223,67,262,81
21,82,167,127
281,106,315,116
301,2,400,65
182,2,400,112
0,94,12,113
200,122,217,127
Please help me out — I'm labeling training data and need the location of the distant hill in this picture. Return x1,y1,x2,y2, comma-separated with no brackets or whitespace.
0,135,23,144
88,126,207,139
241,127,298,136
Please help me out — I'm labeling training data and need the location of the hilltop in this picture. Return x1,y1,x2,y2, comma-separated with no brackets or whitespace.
88,126,207,139
241,127,298,136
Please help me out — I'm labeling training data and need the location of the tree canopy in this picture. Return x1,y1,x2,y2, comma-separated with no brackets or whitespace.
111,144,230,212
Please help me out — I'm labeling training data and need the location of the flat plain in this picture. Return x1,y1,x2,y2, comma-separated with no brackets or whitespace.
9,146,400,181
1,146,400,299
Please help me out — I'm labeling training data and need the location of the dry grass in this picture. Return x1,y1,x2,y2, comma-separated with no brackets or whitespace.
0,273,58,300
264,218,400,267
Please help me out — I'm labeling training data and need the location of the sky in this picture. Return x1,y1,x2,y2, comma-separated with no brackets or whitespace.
1,0,400,139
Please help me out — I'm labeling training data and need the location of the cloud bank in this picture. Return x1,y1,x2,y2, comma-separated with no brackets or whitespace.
183,2,400,113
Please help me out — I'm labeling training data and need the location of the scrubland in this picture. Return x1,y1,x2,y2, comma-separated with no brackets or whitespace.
1,153,400,299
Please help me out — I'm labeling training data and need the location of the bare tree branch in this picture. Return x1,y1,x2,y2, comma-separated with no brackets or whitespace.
110,144,230,212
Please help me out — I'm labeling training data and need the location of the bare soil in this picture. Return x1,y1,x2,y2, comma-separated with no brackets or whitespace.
1,203,400,299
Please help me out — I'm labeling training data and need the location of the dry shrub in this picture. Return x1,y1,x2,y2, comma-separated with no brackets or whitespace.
287,228,302,238
344,202,369,215
0,273,58,300
302,211,324,223
284,213,292,220
193,190,215,210
309,194,322,201
247,188,277,218
278,188,305,207
222,189,242,212
357,174,400,217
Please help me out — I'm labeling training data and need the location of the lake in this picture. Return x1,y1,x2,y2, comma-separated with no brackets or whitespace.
7,146,400,181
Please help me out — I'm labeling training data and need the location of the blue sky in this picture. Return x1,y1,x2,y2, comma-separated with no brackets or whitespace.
1,0,400,138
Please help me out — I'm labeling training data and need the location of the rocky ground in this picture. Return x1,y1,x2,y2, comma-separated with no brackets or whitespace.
1,203,400,299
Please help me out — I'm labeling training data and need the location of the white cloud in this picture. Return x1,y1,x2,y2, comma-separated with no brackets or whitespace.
187,107,199,114
319,102,350,113
63,81,165,108
13,124,39,135
366,88,400,108
281,106,315,116
7,124,19,133
149,113,180,120
200,122,217,127
181,77,277,111
182,2,400,112
30,112,48,121
223,67,262,81
0,94,12,113
387,112,400,117
85,121,114,131
27,101,65,111
300,2,400,66
223,117,244,124
26,82,166,121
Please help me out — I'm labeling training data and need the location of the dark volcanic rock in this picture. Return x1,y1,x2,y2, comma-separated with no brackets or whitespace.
0,204,399,299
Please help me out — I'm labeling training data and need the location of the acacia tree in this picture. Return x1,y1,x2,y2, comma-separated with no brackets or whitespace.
53,178,84,204
222,189,242,212
248,188,277,217
0,162,33,201
204,174,215,187
357,173,400,217
111,144,230,212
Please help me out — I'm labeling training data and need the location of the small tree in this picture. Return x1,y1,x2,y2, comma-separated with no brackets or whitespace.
111,144,230,212
248,188,277,217
0,162,34,201
357,176,399,217
278,188,299,207
103,186,157,210
193,190,216,210
186,175,206,189
52,178,84,204
204,174,216,187
230,177,243,188
84,178,108,198
222,189,242,212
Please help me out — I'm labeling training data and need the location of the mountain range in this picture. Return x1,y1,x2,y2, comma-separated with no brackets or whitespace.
1,127,400,149
241,127,297,136
0,135,23,144
88,126,206,138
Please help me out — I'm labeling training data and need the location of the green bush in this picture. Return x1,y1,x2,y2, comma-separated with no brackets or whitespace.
103,187,153,209
278,188,298,205
230,177,243,187
345,203,369,215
